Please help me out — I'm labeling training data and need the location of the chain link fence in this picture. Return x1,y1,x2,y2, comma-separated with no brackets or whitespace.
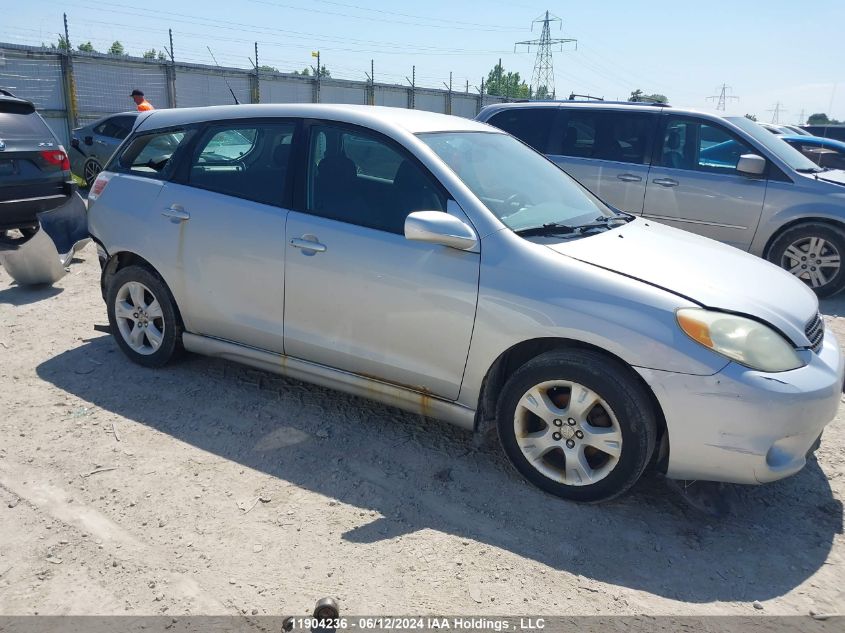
0,42,506,146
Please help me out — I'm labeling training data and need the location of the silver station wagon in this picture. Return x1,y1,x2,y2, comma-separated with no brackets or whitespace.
87,104,844,502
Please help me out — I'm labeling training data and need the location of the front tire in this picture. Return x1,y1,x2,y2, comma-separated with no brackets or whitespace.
497,349,657,503
768,222,845,297
106,265,180,368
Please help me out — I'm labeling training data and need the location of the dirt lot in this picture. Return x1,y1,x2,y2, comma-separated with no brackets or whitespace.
1,245,844,616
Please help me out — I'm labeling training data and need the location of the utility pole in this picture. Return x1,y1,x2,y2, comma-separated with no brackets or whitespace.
442,72,453,115
768,102,787,124
706,83,738,111
365,59,374,105
406,65,415,109
250,42,260,104
312,50,321,103
165,28,176,108
60,13,79,134
514,10,577,100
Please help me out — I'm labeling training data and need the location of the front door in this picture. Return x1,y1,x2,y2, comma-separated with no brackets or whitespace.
643,116,767,250
548,109,656,214
283,122,480,400
156,120,297,352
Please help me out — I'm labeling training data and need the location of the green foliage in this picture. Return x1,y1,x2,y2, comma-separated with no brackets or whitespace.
258,64,279,73
77,41,96,53
47,35,69,50
142,48,157,59
629,89,668,104
808,112,842,125
485,62,529,99
294,66,331,78
107,41,125,56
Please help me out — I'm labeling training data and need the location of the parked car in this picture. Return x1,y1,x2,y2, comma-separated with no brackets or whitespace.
758,122,809,136
70,112,139,186
478,101,845,296
0,88,88,285
782,134,845,171
802,125,845,142
88,104,843,503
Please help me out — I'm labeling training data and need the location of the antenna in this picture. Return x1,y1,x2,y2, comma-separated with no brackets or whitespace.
706,83,739,111
207,46,240,105
514,10,577,100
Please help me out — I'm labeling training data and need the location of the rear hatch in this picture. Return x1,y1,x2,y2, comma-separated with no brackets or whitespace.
0,98,72,230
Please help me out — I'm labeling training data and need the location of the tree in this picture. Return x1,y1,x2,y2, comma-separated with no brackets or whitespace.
142,48,158,59
744,113,758,122
258,64,279,73
630,89,668,104
77,41,96,53
807,113,841,125
107,41,125,56
485,62,530,99
46,35,69,50
294,66,330,77
158,51,168,61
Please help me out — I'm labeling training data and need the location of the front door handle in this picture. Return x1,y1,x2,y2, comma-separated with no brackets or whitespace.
161,205,190,221
290,237,327,253
652,178,679,187
617,173,642,182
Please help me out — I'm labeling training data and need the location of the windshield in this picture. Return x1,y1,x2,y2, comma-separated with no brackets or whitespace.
418,131,614,232
726,116,822,171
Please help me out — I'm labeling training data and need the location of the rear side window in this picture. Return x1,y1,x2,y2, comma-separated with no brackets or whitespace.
118,129,189,179
187,122,295,207
94,115,136,140
487,108,557,152
0,108,54,140
553,110,655,165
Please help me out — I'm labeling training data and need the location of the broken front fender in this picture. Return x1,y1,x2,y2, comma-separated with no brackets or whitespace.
0,192,90,285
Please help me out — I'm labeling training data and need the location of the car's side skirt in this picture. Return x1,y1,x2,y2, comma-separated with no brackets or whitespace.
182,332,477,430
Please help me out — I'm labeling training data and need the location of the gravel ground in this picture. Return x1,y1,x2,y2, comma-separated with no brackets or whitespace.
0,245,843,616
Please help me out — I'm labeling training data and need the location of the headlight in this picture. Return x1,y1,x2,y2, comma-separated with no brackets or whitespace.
676,308,804,372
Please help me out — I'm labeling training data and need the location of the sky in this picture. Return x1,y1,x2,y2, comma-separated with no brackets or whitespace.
3,0,844,123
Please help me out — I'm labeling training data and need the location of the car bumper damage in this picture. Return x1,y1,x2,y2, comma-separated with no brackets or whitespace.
636,329,844,485
0,192,89,285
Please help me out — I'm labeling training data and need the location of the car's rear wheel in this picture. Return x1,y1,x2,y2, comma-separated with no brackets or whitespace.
106,265,180,367
83,158,102,187
768,222,845,297
497,349,657,503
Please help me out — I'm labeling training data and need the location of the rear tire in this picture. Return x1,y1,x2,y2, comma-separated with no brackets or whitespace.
768,222,845,297
106,265,181,368
496,349,657,503
83,158,102,187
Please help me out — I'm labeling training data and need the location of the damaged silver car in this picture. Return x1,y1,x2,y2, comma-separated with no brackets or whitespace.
0,89,89,285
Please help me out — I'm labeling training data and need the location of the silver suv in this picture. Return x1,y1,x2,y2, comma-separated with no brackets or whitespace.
88,104,843,503
478,102,845,296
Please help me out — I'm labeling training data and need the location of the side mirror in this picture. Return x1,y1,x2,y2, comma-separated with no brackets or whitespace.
84,135,94,146
404,211,477,251
737,154,766,176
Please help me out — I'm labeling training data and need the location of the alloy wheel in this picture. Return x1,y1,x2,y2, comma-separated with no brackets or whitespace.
114,281,165,355
513,380,622,486
781,236,841,289
84,159,102,186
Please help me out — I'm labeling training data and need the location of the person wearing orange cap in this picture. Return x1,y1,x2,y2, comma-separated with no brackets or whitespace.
131,89,154,111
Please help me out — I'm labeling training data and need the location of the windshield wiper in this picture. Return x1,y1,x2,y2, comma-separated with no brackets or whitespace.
514,222,578,237
796,166,826,173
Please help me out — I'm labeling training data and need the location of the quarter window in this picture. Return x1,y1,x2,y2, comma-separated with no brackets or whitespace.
487,108,557,152
118,129,189,179
187,122,295,206
659,118,757,173
306,124,446,234
94,115,136,140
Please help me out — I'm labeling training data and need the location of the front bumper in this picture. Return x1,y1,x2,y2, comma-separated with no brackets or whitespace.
636,329,844,484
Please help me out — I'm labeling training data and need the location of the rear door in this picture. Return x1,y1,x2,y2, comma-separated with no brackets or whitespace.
547,109,656,213
154,119,298,353
91,115,136,164
642,115,766,250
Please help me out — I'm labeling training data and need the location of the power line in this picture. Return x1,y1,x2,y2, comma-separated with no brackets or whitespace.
514,10,577,99
706,83,739,111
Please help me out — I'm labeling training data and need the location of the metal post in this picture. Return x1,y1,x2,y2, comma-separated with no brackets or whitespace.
165,28,176,108
250,41,260,103
61,13,79,137
406,66,415,109
447,71,452,115
369,59,375,105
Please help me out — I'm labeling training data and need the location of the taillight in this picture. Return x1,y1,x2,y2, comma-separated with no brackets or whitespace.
40,148,70,171
89,172,113,202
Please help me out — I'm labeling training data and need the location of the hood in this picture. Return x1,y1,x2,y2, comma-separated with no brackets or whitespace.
814,169,845,187
547,219,818,347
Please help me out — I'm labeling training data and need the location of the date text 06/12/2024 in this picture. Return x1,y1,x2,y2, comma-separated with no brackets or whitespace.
288,617,547,631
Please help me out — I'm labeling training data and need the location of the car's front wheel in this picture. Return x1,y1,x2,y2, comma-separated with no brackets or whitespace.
497,349,657,503
768,222,845,297
83,158,102,187
106,265,181,367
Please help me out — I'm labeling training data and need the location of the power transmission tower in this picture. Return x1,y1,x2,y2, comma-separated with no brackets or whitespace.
706,83,738,111
514,10,577,100
768,102,787,124
798,109,805,125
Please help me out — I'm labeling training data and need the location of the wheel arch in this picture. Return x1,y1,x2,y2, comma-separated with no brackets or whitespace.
762,216,845,259
474,336,669,471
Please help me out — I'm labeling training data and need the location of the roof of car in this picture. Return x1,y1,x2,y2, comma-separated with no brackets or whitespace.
478,100,672,116
135,104,494,135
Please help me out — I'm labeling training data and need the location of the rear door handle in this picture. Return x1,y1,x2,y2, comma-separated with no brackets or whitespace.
617,173,642,182
290,237,327,253
652,178,679,187
161,205,190,221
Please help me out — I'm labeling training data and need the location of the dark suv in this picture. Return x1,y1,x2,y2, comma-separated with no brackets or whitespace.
0,89,88,285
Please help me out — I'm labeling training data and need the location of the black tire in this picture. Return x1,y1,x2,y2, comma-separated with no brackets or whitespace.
767,222,845,297
106,265,181,368
83,158,102,188
496,349,657,503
